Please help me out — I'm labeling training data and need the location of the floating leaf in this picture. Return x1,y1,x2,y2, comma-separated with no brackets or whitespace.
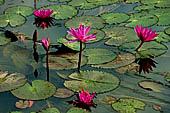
57,38,86,51
124,0,140,3
115,63,139,74
66,29,105,43
53,88,74,98
43,53,87,70
64,70,120,93
91,52,135,69
0,71,26,92
39,108,60,113
134,4,155,11
5,5,33,17
100,13,129,24
83,48,117,64
112,98,145,113
99,95,116,104
0,31,11,45
125,12,158,28
165,27,170,35
11,80,56,100
0,14,26,27
0,0,4,5
152,104,162,111
66,107,89,113
42,4,77,19
154,32,170,43
155,0,170,8
141,0,159,4
15,100,31,109
48,0,71,2
156,13,170,26
65,16,105,29
10,112,22,113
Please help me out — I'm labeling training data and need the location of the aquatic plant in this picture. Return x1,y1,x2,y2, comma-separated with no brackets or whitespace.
33,9,53,18
134,25,159,51
66,24,96,72
41,37,50,52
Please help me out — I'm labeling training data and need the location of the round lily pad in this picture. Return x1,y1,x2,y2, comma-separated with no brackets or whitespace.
103,27,138,46
66,29,105,43
165,27,170,35
83,48,117,64
57,38,86,51
91,52,136,69
53,88,74,98
64,70,120,93
5,5,33,17
41,4,77,20
67,107,89,113
39,108,60,113
43,53,87,70
154,31,170,43
124,0,140,3
141,0,159,4
0,14,26,27
100,12,129,24
65,16,105,29
112,98,145,113
0,31,11,45
156,13,170,26
48,0,71,1
125,12,158,28
134,4,155,11
0,71,26,92
155,0,170,8
11,80,56,100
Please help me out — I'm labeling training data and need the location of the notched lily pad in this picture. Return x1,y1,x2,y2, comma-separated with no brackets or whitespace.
91,52,136,69
154,31,170,43
112,98,145,113
11,80,56,100
66,29,105,43
100,12,129,24
53,88,74,98
5,5,33,17
67,107,89,113
103,27,138,46
83,48,117,64
39,108,60,113
0,71,26,92
134,4,155,11
64,70,120,93
165,27,170,35
65,16,105,29
42,4,77,19
43,53,87,70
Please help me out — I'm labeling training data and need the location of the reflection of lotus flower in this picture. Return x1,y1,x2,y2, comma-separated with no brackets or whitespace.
68,88,96,111
66,24,96,43
41,37,50,51
33,17,54,29
134,25,159,51
33,9,53,18
137,58,157,74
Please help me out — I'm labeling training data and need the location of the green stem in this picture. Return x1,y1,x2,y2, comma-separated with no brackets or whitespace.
78,41,82,73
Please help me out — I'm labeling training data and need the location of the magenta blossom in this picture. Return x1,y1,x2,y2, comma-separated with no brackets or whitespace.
66,24,96,43
134,25,159,42
68,88,96,111
41,37,50,51
134,25,159,51
33,9,53,18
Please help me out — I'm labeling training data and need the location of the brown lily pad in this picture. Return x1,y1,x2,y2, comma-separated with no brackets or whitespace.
15,100,33,109
99,95,116,104
53,88,74,98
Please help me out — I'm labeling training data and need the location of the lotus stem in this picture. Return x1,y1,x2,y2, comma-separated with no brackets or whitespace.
135,41,144,51
46,51,49,81
78,41,82,73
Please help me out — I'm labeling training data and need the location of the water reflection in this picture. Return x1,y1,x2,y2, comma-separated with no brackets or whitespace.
33,17,54,29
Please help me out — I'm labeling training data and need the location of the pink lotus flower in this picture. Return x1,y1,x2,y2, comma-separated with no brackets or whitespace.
134,25,159,42
66,24,96,43
33,9,53,18
134,25,159,51
41,37,50,51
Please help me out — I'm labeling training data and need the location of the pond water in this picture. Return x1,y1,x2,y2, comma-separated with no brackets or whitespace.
0,0,170,113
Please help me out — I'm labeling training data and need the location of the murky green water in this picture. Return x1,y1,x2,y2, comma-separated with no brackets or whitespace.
0,0,170,113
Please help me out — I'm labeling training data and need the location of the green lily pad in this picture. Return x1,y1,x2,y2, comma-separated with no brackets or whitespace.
65,16,105,29
0,31,11,45
125,12,158,28
155,0,170,8
0,14,26,27
124,0,140,3
83,48,117,64
0,0,4,5
10,112,22,113
11,80,56,100
48,0,70,2
154,32,170,43
5,5,33,17
43,53,87,70
112,98,145,113
0,71,26,92
103,27,138,46
141,0,159,4
165,27,170,35
67,107,89,113
66,29,105,43
39,108,60,113
100,12,129,24
91,52,136,69
134,4,155,11
41,4,77,19
156,13,170,26
57,38,86,51
64,70,120,93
